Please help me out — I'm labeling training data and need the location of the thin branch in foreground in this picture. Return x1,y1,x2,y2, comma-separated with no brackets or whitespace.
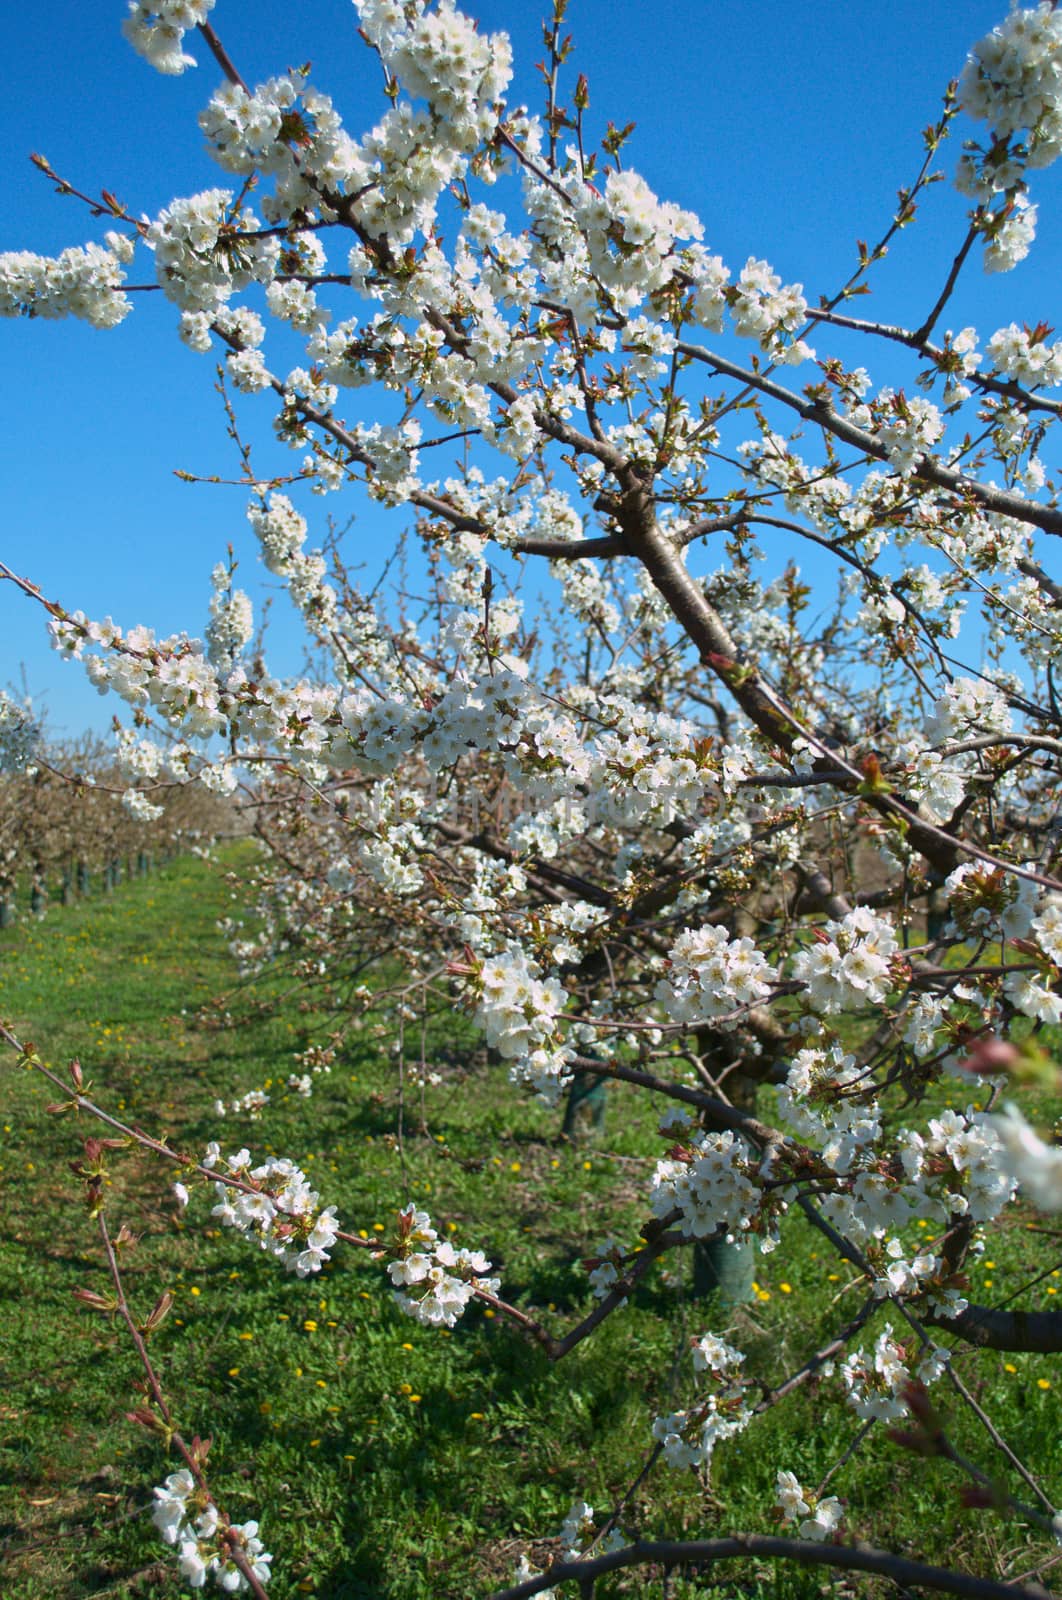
96,1211,270,1599
489,1534,1058,1600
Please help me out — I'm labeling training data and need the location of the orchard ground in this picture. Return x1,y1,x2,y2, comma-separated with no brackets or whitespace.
1,843,1061,1599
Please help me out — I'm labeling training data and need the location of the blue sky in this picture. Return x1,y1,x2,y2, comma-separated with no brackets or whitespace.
3,1,1060,735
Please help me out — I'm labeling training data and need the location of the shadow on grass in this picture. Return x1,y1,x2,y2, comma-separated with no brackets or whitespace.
215,1325,638,1599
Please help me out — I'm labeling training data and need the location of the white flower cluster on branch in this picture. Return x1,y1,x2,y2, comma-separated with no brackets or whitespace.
656,924,777,1025
123,2,216,75
653,1332,753,1467
992,1105,1062,1210
650,1131,759,1242
151,1469,271,1592
841,1326,950,1423
0,237,133,326
387,1203,499,1327
474,946,573,1097
791,908,899,1016
775,1471,844,1542
203,1144,340,1276
960,3,1062,166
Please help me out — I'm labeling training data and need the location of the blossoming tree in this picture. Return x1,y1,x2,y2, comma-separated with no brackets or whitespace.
3,0,1062,1593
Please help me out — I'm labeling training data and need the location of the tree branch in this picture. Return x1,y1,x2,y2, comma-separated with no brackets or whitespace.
490,1535,1057,1600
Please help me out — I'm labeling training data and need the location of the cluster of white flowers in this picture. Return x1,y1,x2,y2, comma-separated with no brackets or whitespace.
925,676,1013,743
1033,897,1062,962
775,1471,844,1542
777,1066,1007,1287
956,7,1062,266
555,1499,624,1561
903,564,965,637
944,859,1038,940
474,946,572,1097
387,1204,499,1328
840,1326,949,1422
148,191,277,314
247,499,311,582
200,761,241,796
791,907,899,1015
960,4,1062,168
776,1046,874,1146
44,582,345,771
992,1104,1062,1210
653,1333,753,1467
245,495,341,635
200,73,307,176
1005,967,1062,1024
350,798,427,897
572,167,703,314
650,1129,759,1241
621,314,677,380
873,391,945,475
984,192,1040,272
934,325,983,406
0,692,42,775
227,344,271,390
921,1106,1015,1223
853,560,967,644
590,711,721,821
739,429,854,528
869,1236,956,1303
203,1144,340,1276
0,237,133,327
116,730,164,781
122,788,166,823
360,0,513,147
530,898,605,965
656,924,776,1025
355,420,423,506
205,567,254,670
730,257,813,363
901,747,968,820
151,1469,271,1591
212,1089,271,1120
123,1,215,75
585,1238,628,1302
552,559,621,636
986,320,1062,385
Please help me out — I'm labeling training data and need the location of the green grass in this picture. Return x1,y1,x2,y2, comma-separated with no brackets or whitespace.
1,847,1061,1597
